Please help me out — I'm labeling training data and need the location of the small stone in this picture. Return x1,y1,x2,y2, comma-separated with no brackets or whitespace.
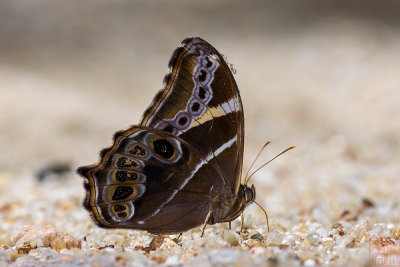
392,227,400,239
250,233,264,242
0,234,11,247
362,198,374,208
249,246,266,256
307,232,320,245
9,253,24,261
143,235,164,253
165,256,180,265
304,258,317,266
163,237,176,248
10,225,81,252
316,228,328,238
246,239,265,248
266,231,284,245
297,224,308,233
221,230,240,246
304,238,311,247
180,252,195,262
148,253,166,264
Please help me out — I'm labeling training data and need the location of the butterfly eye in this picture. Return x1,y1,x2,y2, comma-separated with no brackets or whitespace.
153,139,174,159
244,186,255,203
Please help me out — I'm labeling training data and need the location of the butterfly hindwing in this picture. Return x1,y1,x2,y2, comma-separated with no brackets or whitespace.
78,126,225,233
140,37,244,194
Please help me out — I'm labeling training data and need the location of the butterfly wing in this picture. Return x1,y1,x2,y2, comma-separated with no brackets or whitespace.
78,37,245,232
78,126,224,233
141,37,244,194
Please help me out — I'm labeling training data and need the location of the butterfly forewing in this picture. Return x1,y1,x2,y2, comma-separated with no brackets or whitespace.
140,38,244,193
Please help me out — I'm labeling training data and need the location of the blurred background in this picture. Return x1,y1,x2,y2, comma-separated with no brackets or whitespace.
1,0,400,232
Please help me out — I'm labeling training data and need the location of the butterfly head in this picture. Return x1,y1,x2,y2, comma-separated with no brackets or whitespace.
243,184,256,205
221,184,256,223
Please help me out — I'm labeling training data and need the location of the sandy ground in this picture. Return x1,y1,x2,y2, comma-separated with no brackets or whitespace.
1,0,400,266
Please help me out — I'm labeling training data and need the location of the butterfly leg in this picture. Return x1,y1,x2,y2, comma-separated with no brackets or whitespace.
239,212,244,241
172,232,183,243
228,221,231,230
144,235,164,253
200,210,213,237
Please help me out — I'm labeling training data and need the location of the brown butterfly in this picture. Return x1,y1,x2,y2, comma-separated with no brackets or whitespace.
77,37,258,234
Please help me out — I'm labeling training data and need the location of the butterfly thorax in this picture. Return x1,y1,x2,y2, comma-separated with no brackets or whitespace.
210,184,256,224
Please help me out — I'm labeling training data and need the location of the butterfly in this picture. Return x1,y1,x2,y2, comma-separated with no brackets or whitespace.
77,37,257,234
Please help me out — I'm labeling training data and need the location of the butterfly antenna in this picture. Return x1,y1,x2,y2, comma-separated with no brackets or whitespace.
254,200,270,232
243,141,271,184
245,146,295,185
